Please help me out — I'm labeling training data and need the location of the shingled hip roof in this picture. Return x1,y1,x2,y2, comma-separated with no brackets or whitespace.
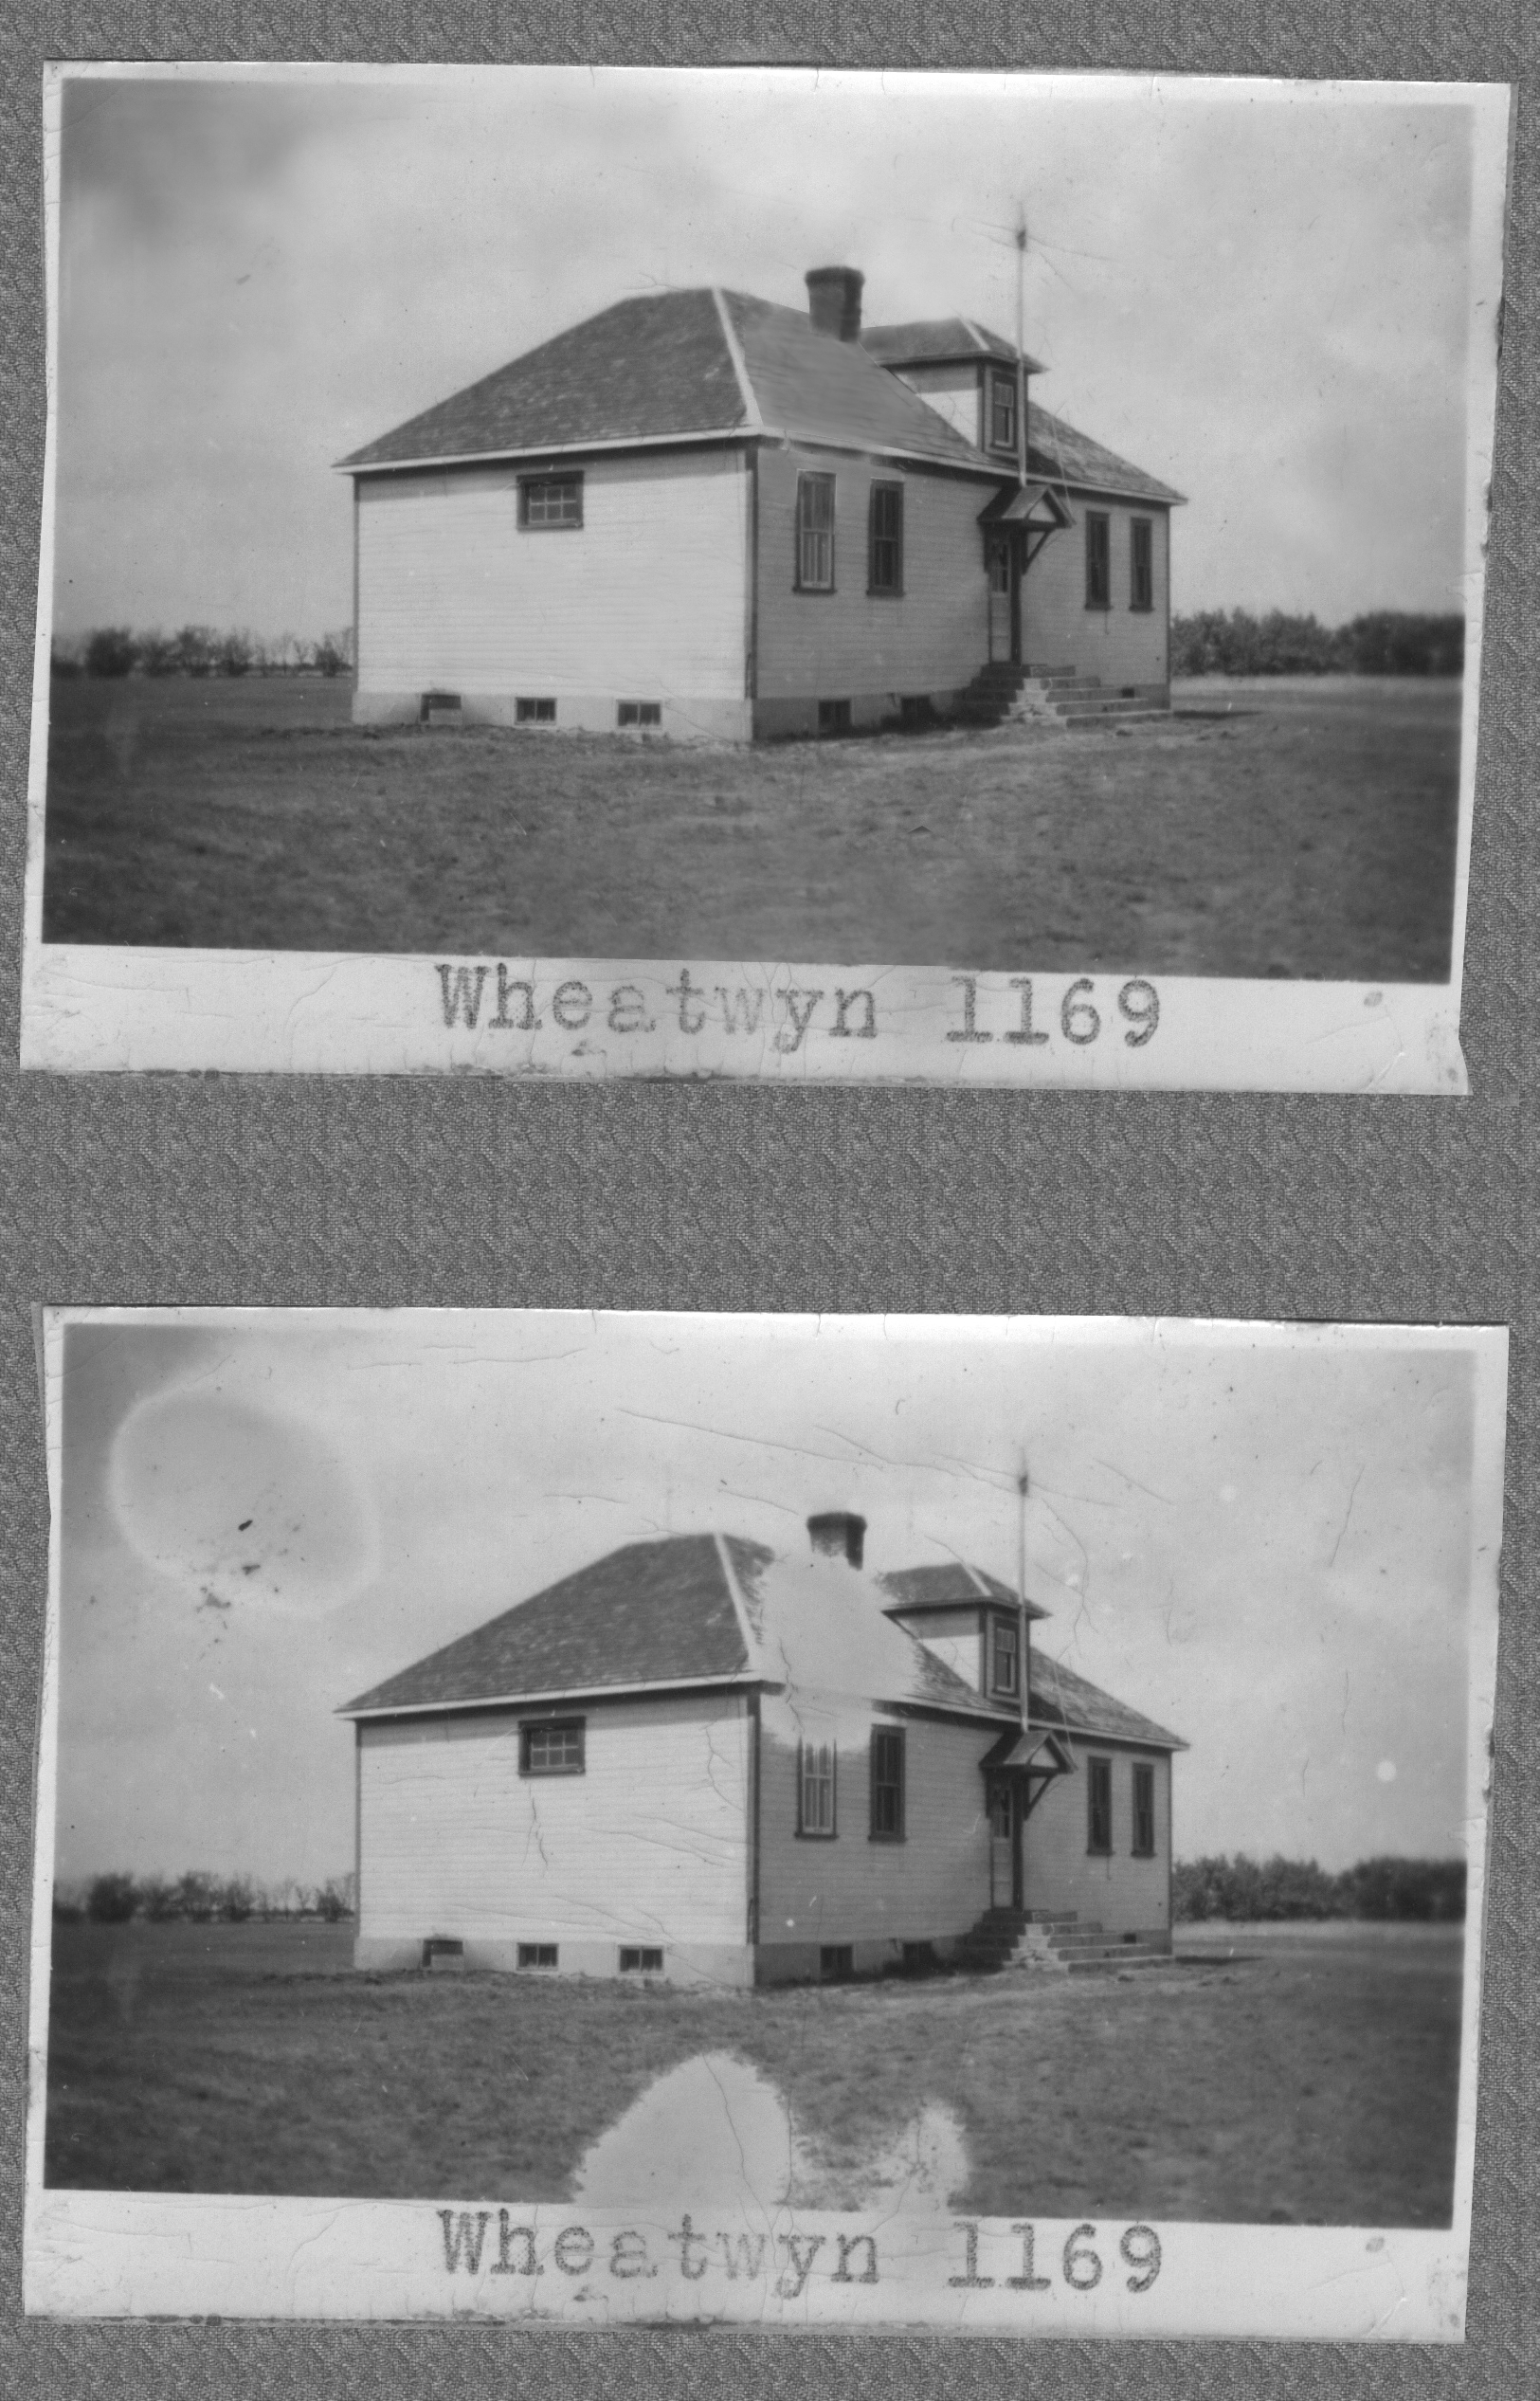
340,1532,1015,1724
1029,1651,1187,1752
337,286,1002,478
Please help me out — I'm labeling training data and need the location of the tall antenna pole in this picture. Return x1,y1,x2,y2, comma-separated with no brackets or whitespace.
1016,1458,1030,1726
1015,203,1028,493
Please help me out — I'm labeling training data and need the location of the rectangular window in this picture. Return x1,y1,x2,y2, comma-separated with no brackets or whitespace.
796,472,835,591
520,1719,585,1775
990,1614,1020,1697
1087,1755,1113,1854
516,697,555,723
989,371,1017,454
817,698,851,735
1132,1762,1156,1857
1085,512,1111,609
1130,517,1153,611
519,474,583,529
617,700,661,727
820,1944,854,1979
868,482,903,594
798,1737,837,1836
516,1942,558,1968
619,1946,664,1973
869,1726,905,1840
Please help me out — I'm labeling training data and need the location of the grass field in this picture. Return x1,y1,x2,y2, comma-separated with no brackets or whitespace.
40,674,1462,979
45,1919,1462,2226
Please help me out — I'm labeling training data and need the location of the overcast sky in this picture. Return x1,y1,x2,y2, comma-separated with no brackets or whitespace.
48,1310,1493,1892
48,64,1492,641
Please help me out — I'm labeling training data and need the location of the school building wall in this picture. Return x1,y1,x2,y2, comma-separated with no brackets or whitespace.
353,446,753,742
1023,1736,1172,1940
1024,497,1170,691
353,1689,753,1987
753,1699,996,1980
752,441,995,735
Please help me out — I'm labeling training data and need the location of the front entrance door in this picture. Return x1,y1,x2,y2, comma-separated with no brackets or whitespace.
986,535,1022,667
987,1779,1022,1909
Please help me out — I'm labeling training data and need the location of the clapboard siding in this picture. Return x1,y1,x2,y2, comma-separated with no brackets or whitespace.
355,447,750,700
1023,1737,1171,1934
754,442,991,704
1025,498,1170,686
756,1699,994,1944
357,1692,750,1947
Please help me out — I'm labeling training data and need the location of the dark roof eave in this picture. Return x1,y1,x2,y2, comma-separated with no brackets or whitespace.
338,1667,768,1721
336,427,1014,483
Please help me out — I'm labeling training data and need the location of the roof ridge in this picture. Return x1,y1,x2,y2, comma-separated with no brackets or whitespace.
710,288,764,434
714,1530,764,1673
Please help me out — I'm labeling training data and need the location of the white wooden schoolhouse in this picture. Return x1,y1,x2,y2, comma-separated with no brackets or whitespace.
339,1509,1185,1987
338,264,1184,740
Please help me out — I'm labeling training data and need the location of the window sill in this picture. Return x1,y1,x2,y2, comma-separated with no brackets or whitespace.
794,1828,838,1840
519,1766,586,1778
1129,603,1154,615
865,589,904,601
868,1831,906,1845
518,522,584,533
793,585,837,597
1086,1846,1113,1859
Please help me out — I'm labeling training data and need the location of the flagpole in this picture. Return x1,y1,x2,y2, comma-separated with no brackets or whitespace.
1015,204,1028,493
1016,1461,1030,1727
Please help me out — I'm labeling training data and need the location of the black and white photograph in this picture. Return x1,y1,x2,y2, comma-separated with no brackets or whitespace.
21,64,1509,1088
27,1308,1504,2336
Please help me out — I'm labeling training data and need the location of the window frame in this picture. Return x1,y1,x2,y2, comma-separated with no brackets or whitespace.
1085,511,1112,610
867,481,904,597
797,1735,838,1837
869,1724,906,1842
516,1942,559,1968
795,472,836,594
988,370,1018,456
517,472,584,531
989,1611,1021,1698
1132,1761,1156,1858
1130,516,1154,612
1087,1755,1114,1854
619,1945,664,1973
519,1717,586,1776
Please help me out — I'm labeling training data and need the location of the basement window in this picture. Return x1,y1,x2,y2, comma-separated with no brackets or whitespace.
521,1718,585,1775
798,1737,837,1837
817,699,851,735
422,1937,464,1966
1087,1755,1114,1855
1132,1761,1156,1857
617,700,661,727
519,473,583,529
619,1946,664,1973
516,697,556,724
820,1944,855,1980
517,1942,558,1969
869,1725,906,1841
1130,517,1153,611
1085,512,1111,610
990,1614,1021,1698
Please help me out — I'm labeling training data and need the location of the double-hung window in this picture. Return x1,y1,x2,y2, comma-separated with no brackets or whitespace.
796,473,836,592
868,482,903,595
1130,517,1153,611
1132,1762,1156,1857
1087,1755,1113,1853
798,1737,837,1835
869,1726,905,1840
990,1613,1020,1698
1085,512,1111,609
989,371,1017,455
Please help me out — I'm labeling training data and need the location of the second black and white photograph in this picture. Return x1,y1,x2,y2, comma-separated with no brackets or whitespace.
27,1308,1504,2337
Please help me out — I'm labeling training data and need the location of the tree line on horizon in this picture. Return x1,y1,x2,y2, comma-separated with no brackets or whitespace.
1172,608,1464,679
1174,1852,1465,1923
56,1869,356,1926
52,624,355,681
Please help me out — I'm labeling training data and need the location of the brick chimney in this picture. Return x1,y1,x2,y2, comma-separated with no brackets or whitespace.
807,1510,867,1568
806,265,864,342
